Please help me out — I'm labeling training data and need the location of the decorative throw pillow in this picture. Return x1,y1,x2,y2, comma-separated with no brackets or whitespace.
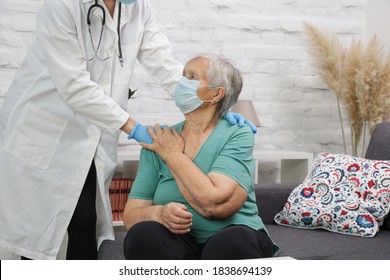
274,153,390,237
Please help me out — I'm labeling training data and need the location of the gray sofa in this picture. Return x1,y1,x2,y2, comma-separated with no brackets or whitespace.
98,122,390,260
257,183,390,259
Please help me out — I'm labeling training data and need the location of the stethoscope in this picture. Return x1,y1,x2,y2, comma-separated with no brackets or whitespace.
85,0,124,66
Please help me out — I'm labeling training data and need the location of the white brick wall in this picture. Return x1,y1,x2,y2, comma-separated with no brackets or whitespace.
0,0,367,155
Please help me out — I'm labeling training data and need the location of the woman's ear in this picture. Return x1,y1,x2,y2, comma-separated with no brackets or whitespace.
214,87,225,102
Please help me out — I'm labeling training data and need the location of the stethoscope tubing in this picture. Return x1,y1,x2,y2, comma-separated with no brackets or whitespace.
86,0,123,66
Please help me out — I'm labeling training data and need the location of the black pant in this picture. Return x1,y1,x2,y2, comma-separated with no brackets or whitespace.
22,161,98,260
124,221,274,260
66,161,98,260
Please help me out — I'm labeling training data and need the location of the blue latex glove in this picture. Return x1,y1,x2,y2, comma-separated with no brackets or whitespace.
224,111,257,133
127,123,153,144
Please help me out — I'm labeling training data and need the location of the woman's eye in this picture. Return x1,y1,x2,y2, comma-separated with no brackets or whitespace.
184,73,198,80
189,73,197,80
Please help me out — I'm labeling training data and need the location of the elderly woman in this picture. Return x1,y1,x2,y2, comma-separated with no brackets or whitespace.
122,54,279,260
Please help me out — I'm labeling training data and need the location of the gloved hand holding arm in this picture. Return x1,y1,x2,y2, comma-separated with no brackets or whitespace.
127,122,154,144
125,120,167,144
224,111,257,133
120,117,153,144
123,111,256,144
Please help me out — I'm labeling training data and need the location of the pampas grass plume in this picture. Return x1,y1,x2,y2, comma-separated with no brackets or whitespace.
303,21,345,97
303,22,390,156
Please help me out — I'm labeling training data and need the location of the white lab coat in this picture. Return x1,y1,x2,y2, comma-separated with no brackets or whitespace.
0,0,182,259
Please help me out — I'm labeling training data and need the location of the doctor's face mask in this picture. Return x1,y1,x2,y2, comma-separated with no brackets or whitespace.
174,77,216,114
119,0,137,4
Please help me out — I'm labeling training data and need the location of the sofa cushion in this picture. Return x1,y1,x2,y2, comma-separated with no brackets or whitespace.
274,153,390,237
255,183,299,225
382,214,390,230
267,224,390,259
365,122,390,161
365,122,390,230
100,224,390,260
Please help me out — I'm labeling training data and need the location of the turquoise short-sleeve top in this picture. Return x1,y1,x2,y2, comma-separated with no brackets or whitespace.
129,119,277,254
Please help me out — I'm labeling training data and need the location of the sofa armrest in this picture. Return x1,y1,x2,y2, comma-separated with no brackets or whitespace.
254,183,299,225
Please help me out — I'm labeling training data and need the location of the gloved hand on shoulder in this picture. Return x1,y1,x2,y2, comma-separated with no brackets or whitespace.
127,123,167,144
224,111,257,133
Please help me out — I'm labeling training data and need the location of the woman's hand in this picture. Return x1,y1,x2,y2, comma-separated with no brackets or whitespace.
140,124,185,161
159,202,192,234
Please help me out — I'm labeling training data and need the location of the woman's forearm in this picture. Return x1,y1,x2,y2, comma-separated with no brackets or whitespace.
169,167,212,217
123,203,163,230
165,153,243,219
123,200,193,234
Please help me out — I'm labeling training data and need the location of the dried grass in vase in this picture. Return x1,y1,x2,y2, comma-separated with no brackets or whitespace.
303,21,390,157
303,21,347,153
341,39,363,157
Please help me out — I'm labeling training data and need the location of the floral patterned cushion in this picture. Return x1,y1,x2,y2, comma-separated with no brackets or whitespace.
274,153,390,237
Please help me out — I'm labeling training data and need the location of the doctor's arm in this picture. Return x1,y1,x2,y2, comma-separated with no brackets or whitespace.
37,1,153,143
37,0,131,133
136,1,183,95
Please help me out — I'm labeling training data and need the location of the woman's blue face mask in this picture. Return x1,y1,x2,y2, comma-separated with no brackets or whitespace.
119,0,136,4
174,77,217,114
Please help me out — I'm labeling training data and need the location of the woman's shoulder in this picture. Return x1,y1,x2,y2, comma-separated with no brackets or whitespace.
218,118,254,136
206,119,254,148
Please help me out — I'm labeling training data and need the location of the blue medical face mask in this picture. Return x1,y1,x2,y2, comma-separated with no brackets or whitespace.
174,77,216,114
119,0,136,4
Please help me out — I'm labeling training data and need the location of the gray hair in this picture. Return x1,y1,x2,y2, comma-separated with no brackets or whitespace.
189,54,243,117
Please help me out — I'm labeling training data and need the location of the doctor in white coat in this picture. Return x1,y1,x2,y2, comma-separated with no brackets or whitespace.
0,0,184,260
0,0,255,260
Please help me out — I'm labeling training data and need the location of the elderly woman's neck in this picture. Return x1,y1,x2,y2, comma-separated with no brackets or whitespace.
183,112,220,134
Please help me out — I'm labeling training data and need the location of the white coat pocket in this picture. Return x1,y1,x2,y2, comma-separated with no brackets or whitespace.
4,103,67,170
